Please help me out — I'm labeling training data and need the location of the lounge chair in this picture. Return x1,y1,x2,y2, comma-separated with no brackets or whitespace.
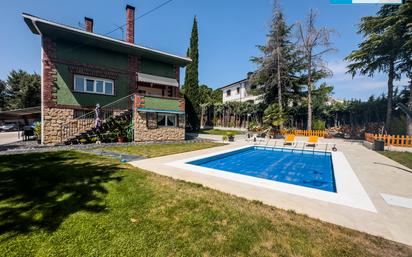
305,136,318,147
284,134,296,145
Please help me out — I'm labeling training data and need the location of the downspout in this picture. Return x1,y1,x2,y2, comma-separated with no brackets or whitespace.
31,19,44,145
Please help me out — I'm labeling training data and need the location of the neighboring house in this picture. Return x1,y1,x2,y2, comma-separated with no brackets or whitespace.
326,97,344,106
23,5,191,144
219,79,263,104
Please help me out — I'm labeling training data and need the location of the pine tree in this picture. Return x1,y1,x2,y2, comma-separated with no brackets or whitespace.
5,70,41,110
183,16,200,129
345,5,404,133
0,80,7,111
396,0,412,134
250,1,296,113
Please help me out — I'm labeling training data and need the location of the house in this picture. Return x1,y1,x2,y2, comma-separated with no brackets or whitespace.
219,79,263,104
23,5,191,144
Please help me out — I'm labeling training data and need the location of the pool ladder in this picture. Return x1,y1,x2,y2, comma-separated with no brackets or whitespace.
258,138,335,156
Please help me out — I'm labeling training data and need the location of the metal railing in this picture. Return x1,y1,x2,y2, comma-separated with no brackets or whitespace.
60,94,134,143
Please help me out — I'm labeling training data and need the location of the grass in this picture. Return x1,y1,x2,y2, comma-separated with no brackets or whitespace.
0,144,411,256
102,142,225,157
195,129,244,136
380,151,412,171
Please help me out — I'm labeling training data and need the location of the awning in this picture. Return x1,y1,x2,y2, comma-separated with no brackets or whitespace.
137,73,179,87
137,108,184,114
0,106,41,119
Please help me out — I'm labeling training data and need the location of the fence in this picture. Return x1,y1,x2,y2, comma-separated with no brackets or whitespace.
364,132,412,147
280,129,326,137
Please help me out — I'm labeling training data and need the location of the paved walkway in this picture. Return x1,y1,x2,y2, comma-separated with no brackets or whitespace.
129,136,412,246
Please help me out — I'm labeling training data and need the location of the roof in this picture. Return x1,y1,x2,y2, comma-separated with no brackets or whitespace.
218,78,248,90
0,106,41,118
22,13,191,67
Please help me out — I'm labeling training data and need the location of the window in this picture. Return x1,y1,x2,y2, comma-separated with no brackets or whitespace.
226,89,231,96
74,75,114,95
157,113,177,127
236,87,240,94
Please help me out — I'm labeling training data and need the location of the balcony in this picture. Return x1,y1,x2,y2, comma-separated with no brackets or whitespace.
134,95,185,114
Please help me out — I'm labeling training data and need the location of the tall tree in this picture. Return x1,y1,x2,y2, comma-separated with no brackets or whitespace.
250,0,296,114
183,16,200,129
5,70,41,110
396,0,412,134
345,5,404,133
0,80,7,111
296,9,335,130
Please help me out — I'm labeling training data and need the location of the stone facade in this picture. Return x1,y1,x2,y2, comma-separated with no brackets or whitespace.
134,111,185,142
43,107,75,144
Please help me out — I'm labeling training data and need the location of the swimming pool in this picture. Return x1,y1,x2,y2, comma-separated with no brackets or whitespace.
168,145,376,212
189,146,336,192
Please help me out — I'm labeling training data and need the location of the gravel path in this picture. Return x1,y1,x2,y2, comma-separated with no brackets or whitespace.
0,138,212,156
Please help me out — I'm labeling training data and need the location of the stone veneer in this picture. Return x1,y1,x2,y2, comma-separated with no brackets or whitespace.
134,111,185,142
43,107,75,144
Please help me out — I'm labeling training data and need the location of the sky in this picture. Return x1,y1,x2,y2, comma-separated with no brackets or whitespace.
0,0,408,100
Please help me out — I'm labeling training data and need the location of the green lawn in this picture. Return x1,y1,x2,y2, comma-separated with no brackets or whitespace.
380,151,412,171
102,142,225,157
0,145,411,256
195,129,244,135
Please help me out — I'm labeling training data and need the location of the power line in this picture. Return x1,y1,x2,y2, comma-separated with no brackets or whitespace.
60,0,176,55
103,0,175,37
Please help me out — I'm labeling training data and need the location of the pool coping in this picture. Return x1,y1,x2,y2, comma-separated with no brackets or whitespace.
167,145,377,213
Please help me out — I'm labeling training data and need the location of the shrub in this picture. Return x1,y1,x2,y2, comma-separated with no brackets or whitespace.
312,119,326,130
33,122,41,139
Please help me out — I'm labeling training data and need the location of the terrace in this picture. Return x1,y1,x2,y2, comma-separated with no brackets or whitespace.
1,140,411,256
128,135,412,246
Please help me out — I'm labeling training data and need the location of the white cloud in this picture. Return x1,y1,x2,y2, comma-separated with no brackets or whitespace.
323,59,410,99
327,60,349,75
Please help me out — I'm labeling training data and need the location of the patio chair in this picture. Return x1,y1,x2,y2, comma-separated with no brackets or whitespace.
283,134,296,146
305,136,318,147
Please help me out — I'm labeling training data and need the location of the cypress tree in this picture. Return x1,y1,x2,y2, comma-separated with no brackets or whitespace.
183,16,200,129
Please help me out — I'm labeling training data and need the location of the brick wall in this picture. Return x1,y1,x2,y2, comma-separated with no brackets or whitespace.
42,36,58,108
128,55,139,94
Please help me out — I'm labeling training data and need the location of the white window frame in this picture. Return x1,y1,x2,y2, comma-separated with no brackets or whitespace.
73,74,114,96
157,113,177,127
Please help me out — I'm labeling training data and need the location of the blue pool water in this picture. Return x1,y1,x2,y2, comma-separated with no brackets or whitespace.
189,147,336,192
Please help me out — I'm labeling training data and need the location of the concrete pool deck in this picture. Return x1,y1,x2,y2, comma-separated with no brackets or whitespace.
129,137,412,246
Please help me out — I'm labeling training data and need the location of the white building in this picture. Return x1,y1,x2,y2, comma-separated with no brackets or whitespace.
219,79,263,104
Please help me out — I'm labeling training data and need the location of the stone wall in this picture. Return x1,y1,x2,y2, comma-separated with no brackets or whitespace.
43,107,75,144
134,111,185,142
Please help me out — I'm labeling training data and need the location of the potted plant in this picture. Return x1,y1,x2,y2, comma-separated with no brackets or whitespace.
222,134,228,142
112,119,130,143
112,128,125,143
227,131,235,142
33,122,41,144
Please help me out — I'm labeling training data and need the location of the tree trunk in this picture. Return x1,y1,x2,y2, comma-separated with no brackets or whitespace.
277,46,283,130
200,106,205,129
407,76,412,136
307,59,312,131
385,61,395,133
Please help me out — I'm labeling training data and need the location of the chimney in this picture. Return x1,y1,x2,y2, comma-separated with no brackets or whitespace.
84,17,93,33
126,5,135,43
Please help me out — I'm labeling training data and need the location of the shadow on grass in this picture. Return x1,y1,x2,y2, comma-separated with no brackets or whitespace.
0,151,123,238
